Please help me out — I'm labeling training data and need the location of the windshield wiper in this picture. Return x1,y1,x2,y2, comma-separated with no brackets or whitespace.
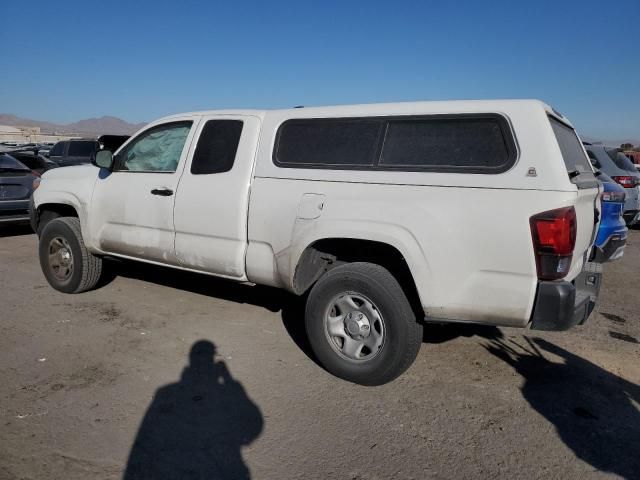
568,170,581,179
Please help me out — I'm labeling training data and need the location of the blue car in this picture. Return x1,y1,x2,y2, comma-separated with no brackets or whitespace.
594,173,628,262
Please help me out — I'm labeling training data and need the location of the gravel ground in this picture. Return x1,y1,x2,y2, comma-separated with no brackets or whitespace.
1,224,639,480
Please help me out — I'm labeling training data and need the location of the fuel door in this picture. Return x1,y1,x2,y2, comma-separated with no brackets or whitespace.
297,193,326,220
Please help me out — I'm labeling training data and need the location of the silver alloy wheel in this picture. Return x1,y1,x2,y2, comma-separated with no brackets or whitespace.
48,236,74,281
324,292,385,362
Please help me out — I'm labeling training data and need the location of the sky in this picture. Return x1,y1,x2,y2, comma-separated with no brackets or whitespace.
1,0,639,140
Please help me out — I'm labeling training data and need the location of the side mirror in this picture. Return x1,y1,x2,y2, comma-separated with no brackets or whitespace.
93,150,114,170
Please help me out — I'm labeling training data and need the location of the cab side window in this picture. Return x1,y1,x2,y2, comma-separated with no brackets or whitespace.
117,122,192,172
191,120,243,175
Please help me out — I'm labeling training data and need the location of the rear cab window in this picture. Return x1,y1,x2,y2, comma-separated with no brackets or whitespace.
548,117,597,188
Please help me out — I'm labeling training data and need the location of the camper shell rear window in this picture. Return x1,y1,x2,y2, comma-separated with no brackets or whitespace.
548,117,596,187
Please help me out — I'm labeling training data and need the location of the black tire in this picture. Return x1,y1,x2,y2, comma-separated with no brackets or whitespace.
305,262,423,386
39,217,103,293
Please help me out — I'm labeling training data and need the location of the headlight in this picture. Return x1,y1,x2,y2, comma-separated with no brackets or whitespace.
32,177,41,191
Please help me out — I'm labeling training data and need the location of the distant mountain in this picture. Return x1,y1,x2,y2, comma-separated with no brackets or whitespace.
0,113,146,136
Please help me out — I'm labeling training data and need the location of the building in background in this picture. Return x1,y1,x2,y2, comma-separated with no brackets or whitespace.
0,124,81,144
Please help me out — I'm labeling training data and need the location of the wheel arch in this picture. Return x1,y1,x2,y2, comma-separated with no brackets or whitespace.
291,236,427,318
33,201,80,235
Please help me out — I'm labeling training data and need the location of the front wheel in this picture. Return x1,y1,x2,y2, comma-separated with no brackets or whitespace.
305,262,423,386
39,217,103,293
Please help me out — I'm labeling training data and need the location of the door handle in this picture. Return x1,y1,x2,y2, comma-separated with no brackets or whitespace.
151,188,174,196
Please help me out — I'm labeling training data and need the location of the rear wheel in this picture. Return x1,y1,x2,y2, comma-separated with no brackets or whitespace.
39,217,103,293
305,262,423,385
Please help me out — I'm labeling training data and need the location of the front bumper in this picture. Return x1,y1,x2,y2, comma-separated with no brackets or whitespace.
529,262,602,331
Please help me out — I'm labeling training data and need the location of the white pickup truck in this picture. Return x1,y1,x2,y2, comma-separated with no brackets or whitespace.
31,100,603,385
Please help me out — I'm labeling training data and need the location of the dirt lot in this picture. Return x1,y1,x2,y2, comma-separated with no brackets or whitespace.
1,224,639,480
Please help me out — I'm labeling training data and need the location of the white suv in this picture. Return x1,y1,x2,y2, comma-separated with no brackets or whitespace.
31,100,601,385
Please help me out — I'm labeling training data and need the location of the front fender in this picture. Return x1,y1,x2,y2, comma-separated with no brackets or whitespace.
33,187,93,247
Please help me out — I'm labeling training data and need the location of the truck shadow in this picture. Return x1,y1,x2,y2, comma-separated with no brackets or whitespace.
124,340,263,480
422,323,503,343
104,259,315,357
484,337,640,479
105,260,498,364
103,259,287,311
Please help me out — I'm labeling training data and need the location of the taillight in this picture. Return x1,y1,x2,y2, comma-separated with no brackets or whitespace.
31,170,41,177
530,207,577,280
601,191,626,203
611,176,638,188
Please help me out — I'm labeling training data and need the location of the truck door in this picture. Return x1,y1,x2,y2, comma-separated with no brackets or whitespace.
88,118,198,264
173,115,261,280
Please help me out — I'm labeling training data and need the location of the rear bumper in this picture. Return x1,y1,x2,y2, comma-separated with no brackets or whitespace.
529,262,602,331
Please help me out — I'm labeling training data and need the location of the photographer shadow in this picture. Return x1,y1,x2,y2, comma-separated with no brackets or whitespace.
485,337,640,479
124,340,263,480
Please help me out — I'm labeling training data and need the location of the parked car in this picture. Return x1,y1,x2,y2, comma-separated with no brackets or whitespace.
32,100,603,385
584,143,640,225
7,151,59,176
0,154,40,224
593,172,627,262
36,145,53,157
48,139,100,167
